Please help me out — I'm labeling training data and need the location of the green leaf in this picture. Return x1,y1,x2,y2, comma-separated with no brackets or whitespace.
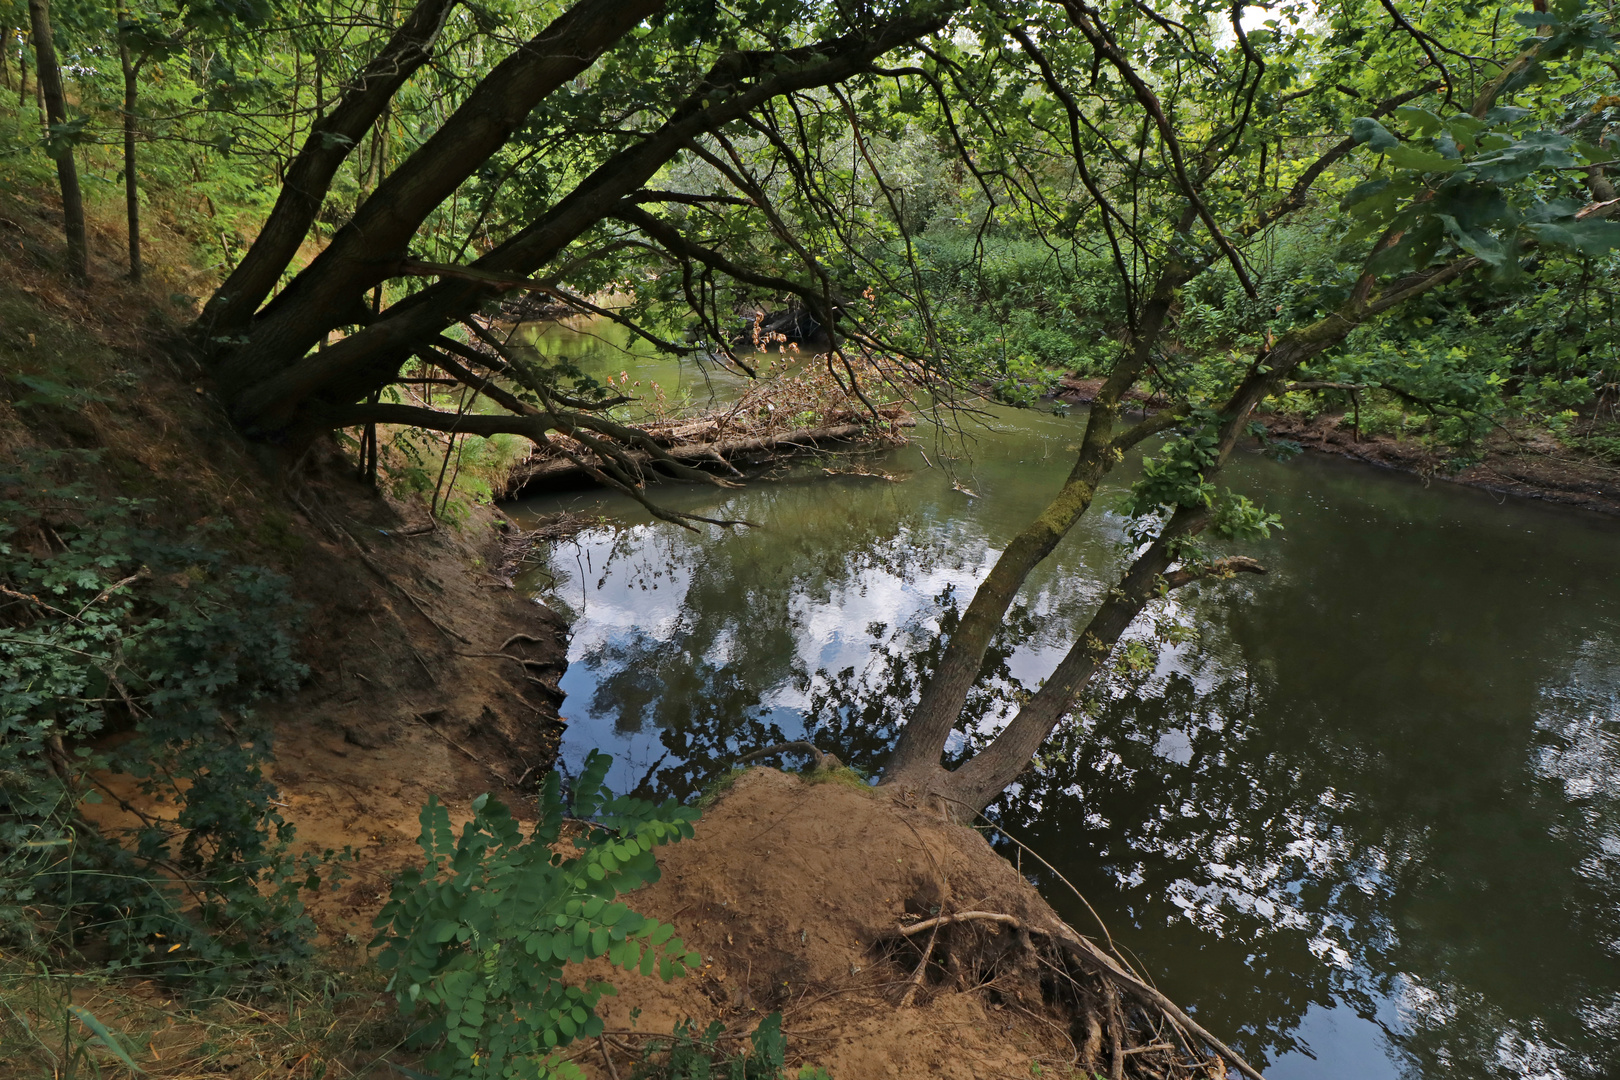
1351,117,1399,150
72,1007,145,1074
1384,143,1463,173
1394,107,1443,136
1525,218,1620,255
1437,214,1508,264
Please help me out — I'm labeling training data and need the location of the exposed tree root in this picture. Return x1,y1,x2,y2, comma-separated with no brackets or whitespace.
886,908,1269,1080
733,741,844,772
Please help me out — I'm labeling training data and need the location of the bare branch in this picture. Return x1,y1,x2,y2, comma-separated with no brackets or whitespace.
1163,556,1267,591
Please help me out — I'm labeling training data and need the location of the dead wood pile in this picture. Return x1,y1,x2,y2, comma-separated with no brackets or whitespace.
499,404,914,497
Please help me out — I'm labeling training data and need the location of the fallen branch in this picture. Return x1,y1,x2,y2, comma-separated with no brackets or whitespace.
734,741,844,772
501,414,915,496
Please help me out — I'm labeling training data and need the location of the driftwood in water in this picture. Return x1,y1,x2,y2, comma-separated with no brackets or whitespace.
500,406,914,497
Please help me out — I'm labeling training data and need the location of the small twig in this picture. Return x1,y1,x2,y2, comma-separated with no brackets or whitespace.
1104,979,1126,1080
597,1036,621,1080
0,583,79,623
897,911,1022,937
1125,1042,1178,1056
72,568,148,619
897,915,941,1008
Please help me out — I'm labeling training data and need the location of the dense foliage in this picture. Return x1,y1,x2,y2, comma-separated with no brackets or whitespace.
371,751,702,1080
5,0,1620,925
0,450,327,976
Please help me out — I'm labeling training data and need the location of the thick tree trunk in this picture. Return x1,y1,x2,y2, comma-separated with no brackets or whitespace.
196,0,463,338
204,0,666,374
27,0,86,281
216,10,947,440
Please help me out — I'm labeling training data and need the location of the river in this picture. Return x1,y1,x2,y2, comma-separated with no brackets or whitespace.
506,319,1620,1080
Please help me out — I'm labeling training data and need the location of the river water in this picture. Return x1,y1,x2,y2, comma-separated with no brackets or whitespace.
507,321,1620,1080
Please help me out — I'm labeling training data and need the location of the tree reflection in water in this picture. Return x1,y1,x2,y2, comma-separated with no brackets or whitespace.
522,452,1620,1080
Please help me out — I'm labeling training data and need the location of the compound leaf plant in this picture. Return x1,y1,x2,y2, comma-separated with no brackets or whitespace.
371,751,703,1080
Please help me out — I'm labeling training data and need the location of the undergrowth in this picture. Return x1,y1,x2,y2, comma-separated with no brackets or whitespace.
0,448,345,984
630,1012,830,1080
371,750,704,1079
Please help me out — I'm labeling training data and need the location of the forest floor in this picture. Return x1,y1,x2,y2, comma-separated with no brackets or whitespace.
1057,376,1620,516
1,190,1245,1080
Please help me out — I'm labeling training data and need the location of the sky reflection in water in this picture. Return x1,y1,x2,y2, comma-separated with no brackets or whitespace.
510,382,1620,1080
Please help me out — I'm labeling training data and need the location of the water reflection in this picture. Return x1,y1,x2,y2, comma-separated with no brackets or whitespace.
512,404,1620,1080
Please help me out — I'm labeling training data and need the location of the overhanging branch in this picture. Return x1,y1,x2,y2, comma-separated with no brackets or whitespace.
1163,556,1267,590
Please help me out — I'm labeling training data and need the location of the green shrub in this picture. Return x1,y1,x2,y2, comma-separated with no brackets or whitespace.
370,752,703,1080
0,450,328,978
631,1012,831,1080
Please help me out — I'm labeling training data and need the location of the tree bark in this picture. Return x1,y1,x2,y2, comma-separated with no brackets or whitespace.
119,35,141,282
27,0,86,281
218,9,948,439
195,0,463,337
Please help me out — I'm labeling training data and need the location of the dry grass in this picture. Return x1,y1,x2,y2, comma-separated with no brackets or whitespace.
0,954,413,1080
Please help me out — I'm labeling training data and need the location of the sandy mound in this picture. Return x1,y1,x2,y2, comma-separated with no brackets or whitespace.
571,768,1214,1080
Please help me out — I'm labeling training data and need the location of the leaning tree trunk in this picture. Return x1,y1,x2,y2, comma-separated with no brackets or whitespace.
27,0,86,280
880,257,1193,793
900,250,1504,820
195,0,463,339
202,0,670,388
207,7,946,443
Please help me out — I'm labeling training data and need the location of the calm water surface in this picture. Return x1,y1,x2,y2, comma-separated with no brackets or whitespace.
508,322,1620,1080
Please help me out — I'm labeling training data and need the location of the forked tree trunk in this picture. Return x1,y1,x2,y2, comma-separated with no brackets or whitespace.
892,258,1492,819
27,0,86,280
880,257,1193,793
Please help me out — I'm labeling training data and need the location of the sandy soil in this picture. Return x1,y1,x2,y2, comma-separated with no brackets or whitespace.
559,767,1192,1080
